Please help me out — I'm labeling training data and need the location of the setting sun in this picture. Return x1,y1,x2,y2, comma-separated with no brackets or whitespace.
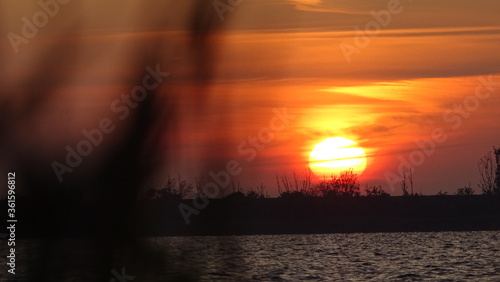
309,137,367,179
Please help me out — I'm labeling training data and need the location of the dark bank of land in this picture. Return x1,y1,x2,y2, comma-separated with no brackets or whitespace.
2,195,500,238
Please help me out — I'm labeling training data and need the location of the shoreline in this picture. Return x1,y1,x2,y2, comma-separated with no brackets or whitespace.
2,195,499,237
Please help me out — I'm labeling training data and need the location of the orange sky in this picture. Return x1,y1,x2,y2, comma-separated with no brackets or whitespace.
167,0,500,195
1,0,500,196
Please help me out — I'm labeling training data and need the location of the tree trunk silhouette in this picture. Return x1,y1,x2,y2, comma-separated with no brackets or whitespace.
494,147,500,195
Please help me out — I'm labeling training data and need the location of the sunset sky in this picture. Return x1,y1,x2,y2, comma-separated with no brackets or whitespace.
2,0,500,196
173,0,500,195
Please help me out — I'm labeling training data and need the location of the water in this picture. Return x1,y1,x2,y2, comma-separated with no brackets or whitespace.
157,232,500,281
2,231,499,281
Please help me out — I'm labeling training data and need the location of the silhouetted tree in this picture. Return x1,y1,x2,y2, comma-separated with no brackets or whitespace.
231,179,243,194
301,169,314,192
315,169,361,197
336,169,361,197
254,183,269,198
365,185,390,197
277,170,314,197
194,174,222,199
495,147,500,195
478,147,500,196
436,190,448,196
455,184,475,196
400,170,410,196
243,183,268,199
409,169,414,196
155,175,194,200
478,149,496,195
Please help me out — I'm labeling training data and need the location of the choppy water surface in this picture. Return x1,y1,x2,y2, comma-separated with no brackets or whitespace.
1,231,499,281
156,231,500,281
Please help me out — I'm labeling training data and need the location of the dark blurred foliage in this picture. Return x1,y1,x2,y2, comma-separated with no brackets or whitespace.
0,2,234,281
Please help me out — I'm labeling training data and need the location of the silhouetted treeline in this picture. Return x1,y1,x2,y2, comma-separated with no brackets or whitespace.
2,194,499,237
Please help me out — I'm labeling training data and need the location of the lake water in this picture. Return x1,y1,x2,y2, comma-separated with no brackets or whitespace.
2,231,499,281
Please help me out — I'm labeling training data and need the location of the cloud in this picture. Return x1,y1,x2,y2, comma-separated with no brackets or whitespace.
286,0,367,14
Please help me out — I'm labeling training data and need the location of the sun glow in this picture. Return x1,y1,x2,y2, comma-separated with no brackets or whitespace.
309,137,367,179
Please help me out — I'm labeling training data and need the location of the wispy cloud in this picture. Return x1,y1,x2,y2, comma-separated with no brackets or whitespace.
286,0,367,14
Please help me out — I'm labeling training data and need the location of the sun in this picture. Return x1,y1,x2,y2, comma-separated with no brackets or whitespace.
309,137,367,179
